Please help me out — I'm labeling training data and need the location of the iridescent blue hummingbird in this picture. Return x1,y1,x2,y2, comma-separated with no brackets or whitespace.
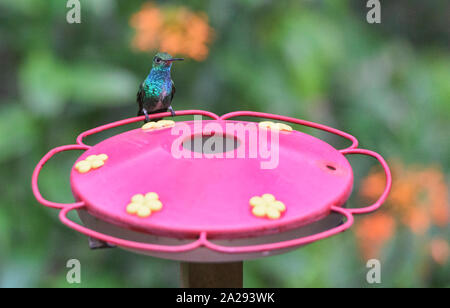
137,52,184,122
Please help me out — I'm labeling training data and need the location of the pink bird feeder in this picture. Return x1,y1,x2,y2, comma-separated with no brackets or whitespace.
32,110,391,287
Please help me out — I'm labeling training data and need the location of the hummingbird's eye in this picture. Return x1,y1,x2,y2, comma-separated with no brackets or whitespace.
155,57,162,63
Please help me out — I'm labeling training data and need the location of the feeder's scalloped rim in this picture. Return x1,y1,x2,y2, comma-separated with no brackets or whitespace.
31,110,391,255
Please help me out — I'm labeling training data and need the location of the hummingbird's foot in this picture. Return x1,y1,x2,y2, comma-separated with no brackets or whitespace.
168,106,176,117
143,108,150,123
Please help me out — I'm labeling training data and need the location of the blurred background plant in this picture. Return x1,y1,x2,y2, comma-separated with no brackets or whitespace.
0,0,448,287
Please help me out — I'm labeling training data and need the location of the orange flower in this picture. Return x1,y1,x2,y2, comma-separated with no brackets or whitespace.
355,212,396,259
130,4,163,51
130,3,214,61
418,167,449,227
360,170,387,201
359,161,449,234
430,238,449,265
356,160,449,260
402,207,430,235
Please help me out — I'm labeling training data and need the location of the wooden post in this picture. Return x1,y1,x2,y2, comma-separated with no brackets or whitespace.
180,262,243,288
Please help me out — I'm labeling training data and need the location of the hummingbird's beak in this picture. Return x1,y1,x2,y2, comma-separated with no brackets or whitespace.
167,58,184,62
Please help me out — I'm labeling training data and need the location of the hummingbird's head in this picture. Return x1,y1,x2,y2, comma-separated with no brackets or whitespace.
152,52,184,69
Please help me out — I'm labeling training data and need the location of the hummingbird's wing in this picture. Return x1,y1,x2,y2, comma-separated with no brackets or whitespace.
137,82,145,116
170,80,176,102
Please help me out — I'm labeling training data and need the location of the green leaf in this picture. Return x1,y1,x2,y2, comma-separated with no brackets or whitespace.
0,103,36,162
69,64,139,107
19,51,70,117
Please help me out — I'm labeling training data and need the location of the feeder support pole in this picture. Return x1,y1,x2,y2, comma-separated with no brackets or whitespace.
180,262,243,288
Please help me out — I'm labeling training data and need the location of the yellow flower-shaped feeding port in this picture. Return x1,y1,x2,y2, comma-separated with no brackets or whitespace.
142,120,176,131
126,192,163,218
75,154,108,174
258,121,293,132
249,194,286,220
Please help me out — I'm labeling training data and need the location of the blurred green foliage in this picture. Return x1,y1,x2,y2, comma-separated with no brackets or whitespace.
0,0,448,287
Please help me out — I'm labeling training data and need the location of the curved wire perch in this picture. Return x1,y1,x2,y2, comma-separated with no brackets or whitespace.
202,206,354,254
59,203,353,254
220,111,359,151
32,110,392,255
31,144,90,209
76,110,220,147
59,203,208,253
340,148,392,214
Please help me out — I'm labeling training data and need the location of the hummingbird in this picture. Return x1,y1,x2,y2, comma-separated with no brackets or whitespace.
137,52,184,122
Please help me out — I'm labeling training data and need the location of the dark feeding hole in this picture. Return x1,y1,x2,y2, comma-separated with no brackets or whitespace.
326,164,337,171
182,133,241,154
